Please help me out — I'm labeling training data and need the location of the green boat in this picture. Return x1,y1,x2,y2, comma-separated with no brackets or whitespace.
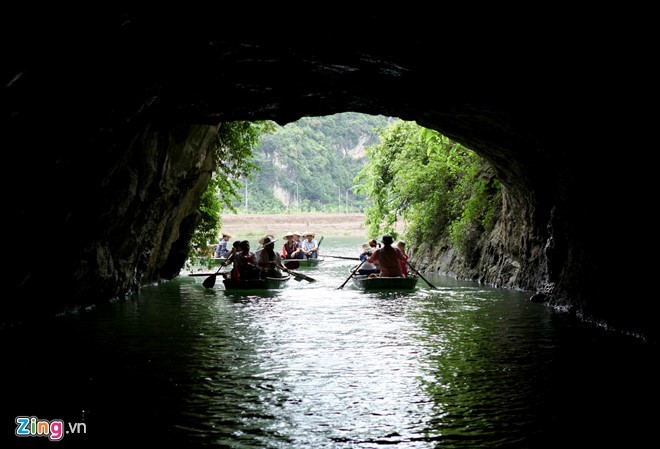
193,257,226,266
352,275,418,291
222,275,291,291
284,258,323,268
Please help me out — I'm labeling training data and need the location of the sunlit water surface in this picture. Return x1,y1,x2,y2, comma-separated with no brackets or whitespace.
2,236,655,448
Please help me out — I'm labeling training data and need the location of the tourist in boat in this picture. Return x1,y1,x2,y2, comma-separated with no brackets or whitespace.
397,241,409,276
357,243,380,275
300,232,319,259
258,236,285,278
255,234,274,261
221,240,242,270
282,232,302,260
369,239,381,249
292,231,305,259
215,232,232,258
233,240,260,280
367,234,406,277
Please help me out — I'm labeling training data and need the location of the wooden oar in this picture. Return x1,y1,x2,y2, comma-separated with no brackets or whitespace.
277,260,316,282
338,260,365,289
406,260,438,289
198,248,236,287
282,266,316,282
321,254,360,261
202,265,225,288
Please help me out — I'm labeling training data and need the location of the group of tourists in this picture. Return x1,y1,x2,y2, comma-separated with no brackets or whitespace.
212,231,409,280
357,234,409,277
281,231,319,260
214,234,283,281
212,231,319,281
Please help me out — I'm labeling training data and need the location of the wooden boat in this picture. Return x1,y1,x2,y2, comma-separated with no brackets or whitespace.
284,257,324,268
351,275,418,291
204,256,322,268
193,257,226,266
222,275,291,291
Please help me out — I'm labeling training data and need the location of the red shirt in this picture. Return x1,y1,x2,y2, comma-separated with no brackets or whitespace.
368,245,405,277
400,253,409,276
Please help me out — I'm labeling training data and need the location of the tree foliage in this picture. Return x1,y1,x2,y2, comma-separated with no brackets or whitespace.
189,121,274,260
354,120,501,254
231,112,393,213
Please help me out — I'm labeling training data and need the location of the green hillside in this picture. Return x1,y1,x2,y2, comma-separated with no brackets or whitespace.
230,112,393,213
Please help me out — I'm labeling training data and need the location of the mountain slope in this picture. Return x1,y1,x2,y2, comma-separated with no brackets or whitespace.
232,112,394,213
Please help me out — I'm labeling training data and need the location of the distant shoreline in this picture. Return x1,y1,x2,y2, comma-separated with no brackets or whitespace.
219,213,369,238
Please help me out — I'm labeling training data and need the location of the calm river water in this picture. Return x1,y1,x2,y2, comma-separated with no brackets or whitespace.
2,236,655,448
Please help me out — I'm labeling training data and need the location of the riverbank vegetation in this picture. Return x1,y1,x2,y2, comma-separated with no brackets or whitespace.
190,115,501,266
191,120,273,259
354,120,501,256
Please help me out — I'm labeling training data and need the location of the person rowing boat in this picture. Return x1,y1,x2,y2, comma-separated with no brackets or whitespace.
257,235,287,278
367,234,406,277
233,240,261,280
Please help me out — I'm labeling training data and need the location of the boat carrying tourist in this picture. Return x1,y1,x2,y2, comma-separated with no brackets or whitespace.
351,275,418,291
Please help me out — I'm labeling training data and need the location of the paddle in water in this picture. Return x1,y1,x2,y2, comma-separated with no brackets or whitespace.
406,260,438,289
338,260,365,289
277,260,316,282
283,266,316,282
202,265,224,288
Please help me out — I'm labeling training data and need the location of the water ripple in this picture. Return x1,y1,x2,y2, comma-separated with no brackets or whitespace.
2,237,655,448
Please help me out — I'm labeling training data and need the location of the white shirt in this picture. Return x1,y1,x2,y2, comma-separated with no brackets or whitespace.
301,239,317,251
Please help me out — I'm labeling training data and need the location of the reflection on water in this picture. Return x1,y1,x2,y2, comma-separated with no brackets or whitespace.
1,236,656,448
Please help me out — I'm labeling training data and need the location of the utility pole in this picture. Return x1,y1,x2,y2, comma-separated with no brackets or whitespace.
244,179,248,210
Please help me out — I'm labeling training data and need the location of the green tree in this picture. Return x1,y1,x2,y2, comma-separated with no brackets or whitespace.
354,120,501,257
189,121,273,262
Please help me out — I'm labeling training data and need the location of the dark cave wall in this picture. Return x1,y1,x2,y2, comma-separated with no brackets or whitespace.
405,105,652,337
7,120,218,319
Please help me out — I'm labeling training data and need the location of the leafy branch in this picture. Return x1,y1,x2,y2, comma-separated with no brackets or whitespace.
354,120,501,255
